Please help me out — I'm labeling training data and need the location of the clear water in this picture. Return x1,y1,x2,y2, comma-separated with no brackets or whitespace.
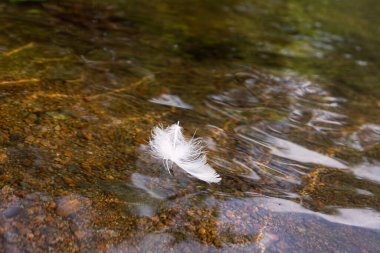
0,1,379,252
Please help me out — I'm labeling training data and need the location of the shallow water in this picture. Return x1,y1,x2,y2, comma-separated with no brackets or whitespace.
0,0,379,252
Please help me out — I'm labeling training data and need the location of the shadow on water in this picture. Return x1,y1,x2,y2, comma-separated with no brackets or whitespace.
0,0,380,252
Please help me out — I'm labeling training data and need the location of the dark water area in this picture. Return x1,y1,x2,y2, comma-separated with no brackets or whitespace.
0,0,379,252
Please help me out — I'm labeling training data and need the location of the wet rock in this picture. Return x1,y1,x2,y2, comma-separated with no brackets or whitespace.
226,210,235,218
198,228,206,235
1,185,14,194
62,176,76,187
67,164,79,172
3,206,23,218
48,201,57,210
0,149,7,164
56,195,88,217
74,230,86,240
186,210,195,217
4,228,21,243
25,135,35,143
9,134,21,142
81,130,93,141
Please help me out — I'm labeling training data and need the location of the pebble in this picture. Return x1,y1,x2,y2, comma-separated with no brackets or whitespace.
25,135,35,143
0,150,7,164
198,228,206,235
40,140,50,147
226,209,235,216
56,195,84,217
81,130,93,140
4,228,21,243
48,201,57,210
9,134,21,142
62,176,76,187
81,162,92,173
3,206,23,218
74,230,86,239
186,210,195,217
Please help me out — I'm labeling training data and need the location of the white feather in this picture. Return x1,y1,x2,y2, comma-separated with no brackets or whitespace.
149,122,221,183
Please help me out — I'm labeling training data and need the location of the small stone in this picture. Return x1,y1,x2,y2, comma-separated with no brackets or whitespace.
2,185,13,194
34,215,45,225
27,233,34,240
68,164,79,172
0,150,7,164
156,222,165,229
56,195,84,217
9,134,21,142
62,176,75,187
63,150,73,158
52,163,63,169
34,230,40,237
151,216,159,223
45,215,54,223
185,223,196,231
226,210,235,218
4,228,21,243
81,162,92,173
82,130,93,141
74,230,86,239
296,226,306,233
198,228,206,235
186,210,195,217
40,126,49,133
48,202,57,210
25,135,35,143
22,159,33,167
40,140,50,147
3,206,23,218
214,238,222,247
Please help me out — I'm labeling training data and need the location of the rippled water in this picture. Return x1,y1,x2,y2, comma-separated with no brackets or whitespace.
0,1,379,252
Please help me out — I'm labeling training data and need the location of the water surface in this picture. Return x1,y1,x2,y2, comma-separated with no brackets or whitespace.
0,1,379,252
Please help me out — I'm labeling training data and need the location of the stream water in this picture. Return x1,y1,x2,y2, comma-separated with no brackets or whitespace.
0,1,379,252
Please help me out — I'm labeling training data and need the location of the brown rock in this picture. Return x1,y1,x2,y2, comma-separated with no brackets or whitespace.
151,216,159,223
198,228,206,235
81,162,92,173
27,233,34,240
48,201,57,210
186,210,195,217
82,130,93,140
226,210,235,218
74,230,86,239
62,176,75,187
40,140,50,147
0,150,7,164
25,135,35,143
